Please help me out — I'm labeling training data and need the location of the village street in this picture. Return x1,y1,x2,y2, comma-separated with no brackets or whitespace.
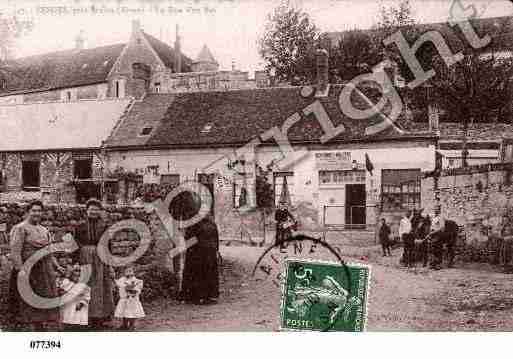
138,244,513,331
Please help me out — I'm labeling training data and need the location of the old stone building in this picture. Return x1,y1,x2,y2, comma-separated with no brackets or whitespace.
104,79,437,239
0,98,132,202
326,16,513,169
0,20,263,106
0,20,268,203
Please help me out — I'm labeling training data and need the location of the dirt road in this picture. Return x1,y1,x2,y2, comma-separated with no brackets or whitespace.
138,244,513,331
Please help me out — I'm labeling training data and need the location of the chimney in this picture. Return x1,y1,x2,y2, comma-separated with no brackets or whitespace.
132,19,141,35
174,24,182,73
426,86,439,132
315,48,329,96
75,30,86,50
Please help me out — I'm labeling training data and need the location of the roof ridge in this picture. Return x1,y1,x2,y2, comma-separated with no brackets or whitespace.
9,42,126,63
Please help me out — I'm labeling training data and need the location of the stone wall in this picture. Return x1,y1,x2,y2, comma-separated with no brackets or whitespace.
0,202,178,302
422,163,513,239
0,202,175,264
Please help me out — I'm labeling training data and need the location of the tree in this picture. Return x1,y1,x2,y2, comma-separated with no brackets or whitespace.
373,0,420,82
426,19,513,167
0,14,33,83
329,29,376,82
258,2,320,84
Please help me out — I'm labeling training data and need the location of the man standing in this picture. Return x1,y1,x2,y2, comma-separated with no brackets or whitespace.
72,198,115,330
379,218,392,256
429,209,445,270
275,201,296,249
399,210,413,267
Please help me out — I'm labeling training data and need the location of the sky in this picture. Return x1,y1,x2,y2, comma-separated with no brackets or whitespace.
2,0,513,76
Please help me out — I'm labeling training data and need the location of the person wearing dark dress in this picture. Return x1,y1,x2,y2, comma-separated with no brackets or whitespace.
181,214,220,305
379,218,392,256
72,198,115,330
275,201,295,248
8,200,62,331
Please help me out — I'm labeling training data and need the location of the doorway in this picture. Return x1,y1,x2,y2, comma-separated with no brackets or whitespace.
345,184,366,228
197,173,215,217
22,160,40,190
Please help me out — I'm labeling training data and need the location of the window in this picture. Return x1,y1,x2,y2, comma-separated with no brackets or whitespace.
319,170,365,185
160,174,180,186
201,123,213,134
233,174,249,208
273,172,294,206
114,79,125,98
73,159,92,179
381,169,421,211
139,127,153,136
61,89,75,102
154,82,161,93
22,160,40,190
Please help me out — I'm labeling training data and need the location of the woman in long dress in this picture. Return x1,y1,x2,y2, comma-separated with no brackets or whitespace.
169,191,220,304
73,198,115,330
181,215,220,304
8,200,61,331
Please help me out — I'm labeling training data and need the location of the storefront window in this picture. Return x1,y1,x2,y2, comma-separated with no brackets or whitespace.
381,169,421,211
319,170,365,184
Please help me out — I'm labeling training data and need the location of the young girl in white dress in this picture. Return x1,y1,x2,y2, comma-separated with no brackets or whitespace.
58,265,91,331
114,265,145,330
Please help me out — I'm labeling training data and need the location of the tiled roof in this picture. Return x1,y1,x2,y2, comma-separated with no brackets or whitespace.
105,85,435,149
325,15,513,54
400,121,513,142
0,44,125,96
0,31,194,97
0,98,132,151
142,32,192,72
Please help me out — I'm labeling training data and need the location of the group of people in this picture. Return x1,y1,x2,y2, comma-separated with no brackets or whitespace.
7,193,221,331
380,208,458,269
7,199,145,331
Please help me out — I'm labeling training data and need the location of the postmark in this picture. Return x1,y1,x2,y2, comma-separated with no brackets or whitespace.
280,259,370,332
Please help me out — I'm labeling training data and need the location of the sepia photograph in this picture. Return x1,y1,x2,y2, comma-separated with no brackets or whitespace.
0,0,512,348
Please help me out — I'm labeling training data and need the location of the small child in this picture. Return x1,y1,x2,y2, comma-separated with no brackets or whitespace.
114,265,145,330
58,264,91,331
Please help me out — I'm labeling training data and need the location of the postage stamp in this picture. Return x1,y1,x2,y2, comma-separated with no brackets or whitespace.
280,259,371,332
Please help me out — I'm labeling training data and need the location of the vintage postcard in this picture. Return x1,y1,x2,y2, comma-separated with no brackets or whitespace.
0,0,512,344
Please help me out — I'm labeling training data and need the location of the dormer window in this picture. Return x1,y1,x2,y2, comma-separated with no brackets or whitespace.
139,126,153,136
201,122,213,134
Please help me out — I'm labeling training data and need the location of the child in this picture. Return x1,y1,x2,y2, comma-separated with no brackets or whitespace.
115,265,145,330
58,264,91,331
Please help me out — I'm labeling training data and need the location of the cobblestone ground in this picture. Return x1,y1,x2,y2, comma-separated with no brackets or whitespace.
137,244,513,331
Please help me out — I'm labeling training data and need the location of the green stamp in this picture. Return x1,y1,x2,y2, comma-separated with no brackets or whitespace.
280,259,370,332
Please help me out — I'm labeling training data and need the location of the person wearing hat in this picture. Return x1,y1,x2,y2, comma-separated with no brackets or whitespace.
275,201,296,249
72,198,115,330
